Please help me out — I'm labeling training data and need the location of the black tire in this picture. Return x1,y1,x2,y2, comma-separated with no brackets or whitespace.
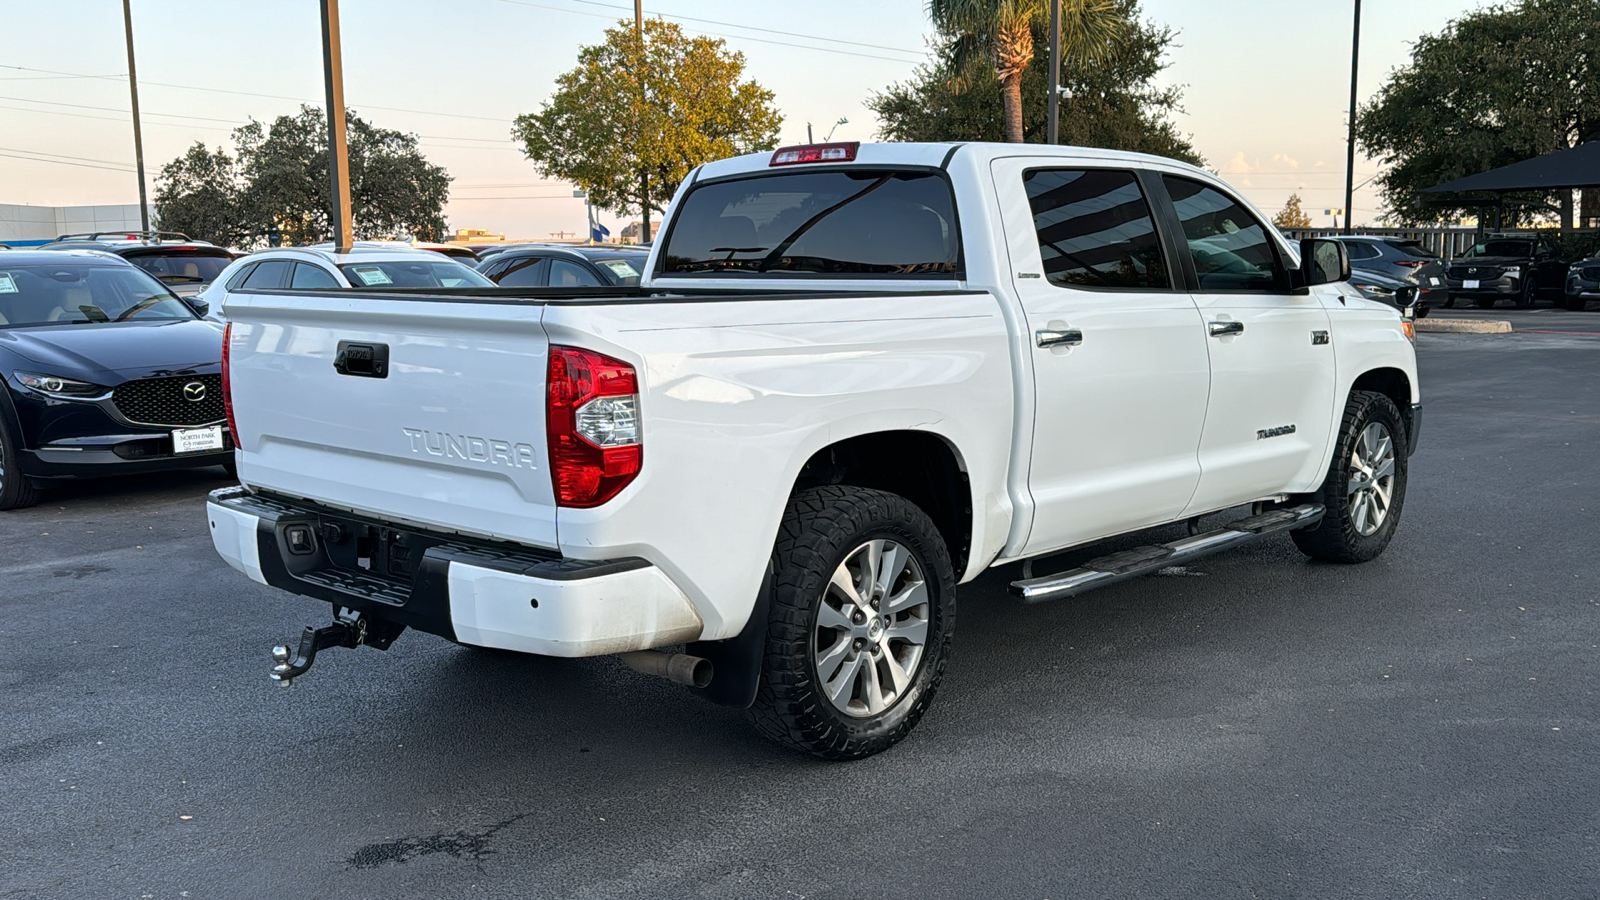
1441,295,1456,309
1474,296,1498,309
0,404,42,511
1516,275,1538,309
1292,391,1408,563
748,486,955,760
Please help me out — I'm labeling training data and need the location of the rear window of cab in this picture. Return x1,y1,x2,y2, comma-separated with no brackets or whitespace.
659,170,961,279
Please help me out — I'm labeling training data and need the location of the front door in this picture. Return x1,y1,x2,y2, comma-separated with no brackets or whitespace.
992,159,1212,557
1155,175,1337,514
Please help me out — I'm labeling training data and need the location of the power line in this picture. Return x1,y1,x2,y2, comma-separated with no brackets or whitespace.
488,0,924,63
0,144,136,168
0,101,234,131
0,149,135,173
542,0,922,55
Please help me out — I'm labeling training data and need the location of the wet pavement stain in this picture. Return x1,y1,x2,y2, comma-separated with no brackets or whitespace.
346,815,525,869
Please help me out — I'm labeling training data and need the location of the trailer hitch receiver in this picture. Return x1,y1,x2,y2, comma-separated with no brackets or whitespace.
270,609,402,686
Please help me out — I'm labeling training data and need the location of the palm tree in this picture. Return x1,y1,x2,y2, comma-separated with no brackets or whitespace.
928,0,1122,143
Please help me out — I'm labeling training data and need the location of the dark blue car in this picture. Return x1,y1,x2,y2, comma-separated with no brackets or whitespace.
0,250,230,509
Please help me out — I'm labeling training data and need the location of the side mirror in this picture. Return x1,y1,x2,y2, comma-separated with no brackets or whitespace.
1300,238,1350,286
185,296,210,317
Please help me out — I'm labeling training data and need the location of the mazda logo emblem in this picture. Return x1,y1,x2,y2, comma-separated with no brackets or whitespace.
1468,267,1477,275
183,381,207,402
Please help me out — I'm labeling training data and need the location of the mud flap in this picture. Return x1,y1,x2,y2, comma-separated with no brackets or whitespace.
686,560,773,709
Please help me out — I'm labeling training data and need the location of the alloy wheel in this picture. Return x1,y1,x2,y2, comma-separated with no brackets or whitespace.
812,538,931,717
1346,422,1396,536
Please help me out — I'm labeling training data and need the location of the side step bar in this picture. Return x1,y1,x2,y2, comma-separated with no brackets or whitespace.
1010,503,1325,604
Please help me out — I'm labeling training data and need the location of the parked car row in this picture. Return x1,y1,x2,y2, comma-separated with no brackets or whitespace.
1326,233,1600,312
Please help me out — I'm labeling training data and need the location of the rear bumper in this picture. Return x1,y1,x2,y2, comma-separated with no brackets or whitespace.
206,488,703,657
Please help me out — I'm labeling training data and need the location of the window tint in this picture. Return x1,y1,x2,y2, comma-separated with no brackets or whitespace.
661,170,960,278
337,261,494,288
496,257,548,287
289,263,340,289
0,264,193,327
1023,168,1168,290
549,260,602,287
240,260,291,289
1342,242,1381,261
224,263,257,291
1393,241,1437,259
126,251,232,285
1163,177,1282,292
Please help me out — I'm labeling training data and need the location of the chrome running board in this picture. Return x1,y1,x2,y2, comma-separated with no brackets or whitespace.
1010,503,1325,604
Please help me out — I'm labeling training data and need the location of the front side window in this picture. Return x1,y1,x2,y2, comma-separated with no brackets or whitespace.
1023,168,1169,290
661,169,960,278
338,261,493,288
1163,177,1283,292
0,264,194,327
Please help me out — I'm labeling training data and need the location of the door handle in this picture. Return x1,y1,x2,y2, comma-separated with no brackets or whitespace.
1036,328,1083,348
1208,321,1244,338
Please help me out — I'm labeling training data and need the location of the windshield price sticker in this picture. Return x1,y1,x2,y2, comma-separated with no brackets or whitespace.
0,273,16,294
173,425,225,454
601,260,639,278
351,266,393,286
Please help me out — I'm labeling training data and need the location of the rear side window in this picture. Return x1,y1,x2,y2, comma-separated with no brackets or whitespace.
241,260,291,289
1023,168,1169,290
1343,242,1381,261
550,260,602,287
1393,241,1437,259
224,263,257,291
495,257,548,287
660,169,960,278
289,263,340,289
1163,177,1283,292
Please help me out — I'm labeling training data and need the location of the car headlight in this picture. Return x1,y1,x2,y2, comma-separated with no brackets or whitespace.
1503,266,1521,276
1352,282,1396,299
14,371,108,399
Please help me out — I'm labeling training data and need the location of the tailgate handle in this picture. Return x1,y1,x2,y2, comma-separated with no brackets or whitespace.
334,341,389,378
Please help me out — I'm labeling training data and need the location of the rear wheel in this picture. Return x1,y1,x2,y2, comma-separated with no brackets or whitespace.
1292,391,1408,563
748,486,955,760
0,405,42,511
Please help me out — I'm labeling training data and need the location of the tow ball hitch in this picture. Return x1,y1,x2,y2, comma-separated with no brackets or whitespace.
269,610,402,687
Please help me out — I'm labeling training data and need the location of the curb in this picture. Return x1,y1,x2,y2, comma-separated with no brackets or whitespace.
1417,318,1513,334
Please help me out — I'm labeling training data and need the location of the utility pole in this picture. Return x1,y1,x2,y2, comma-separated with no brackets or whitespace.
1046,0,1062,145
320,0,354,251
121,0,149,233
1343,0,1361,236
635,0,650,243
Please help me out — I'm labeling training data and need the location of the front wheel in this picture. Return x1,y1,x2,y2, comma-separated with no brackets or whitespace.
748,486,955,760
0,405,42,511
1291,391,1409,563
1516,276,1539,309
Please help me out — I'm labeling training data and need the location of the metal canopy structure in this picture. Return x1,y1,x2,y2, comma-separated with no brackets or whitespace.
1420,142,1600,195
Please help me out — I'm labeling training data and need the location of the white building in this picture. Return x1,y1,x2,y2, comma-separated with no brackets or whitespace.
0,203,147,247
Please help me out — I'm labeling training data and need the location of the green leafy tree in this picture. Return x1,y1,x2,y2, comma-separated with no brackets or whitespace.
927,0,1122,143
1273,193,1312,229
512,18,783,241
152,143,249,246
153,107,451,248
1355,0,1600,226
236,106,451,246
871,0,1202,165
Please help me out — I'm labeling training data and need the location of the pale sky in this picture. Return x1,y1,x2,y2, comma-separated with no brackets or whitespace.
0,0,1488,239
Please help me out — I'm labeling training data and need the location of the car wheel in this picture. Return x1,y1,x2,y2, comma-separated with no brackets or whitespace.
1291,391,1409,564
0,405,42,511
1474,296,1498,309
1516,275,1538,309
748,486,955,760
1441,294,1456,309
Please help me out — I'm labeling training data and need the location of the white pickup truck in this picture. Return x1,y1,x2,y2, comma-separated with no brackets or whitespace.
208,142,1420,759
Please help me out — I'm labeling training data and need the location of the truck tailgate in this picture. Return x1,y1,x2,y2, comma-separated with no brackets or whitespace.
226,293,556,549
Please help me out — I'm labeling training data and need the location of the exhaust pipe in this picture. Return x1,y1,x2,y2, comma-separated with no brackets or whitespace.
620,651,713,689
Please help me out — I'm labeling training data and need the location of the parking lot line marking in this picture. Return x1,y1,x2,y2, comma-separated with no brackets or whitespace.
1522,329,1600,336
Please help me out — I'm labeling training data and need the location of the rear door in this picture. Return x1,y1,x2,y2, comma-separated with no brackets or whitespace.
1154,175,1336,513
991,158,1212,555
227,292,558,548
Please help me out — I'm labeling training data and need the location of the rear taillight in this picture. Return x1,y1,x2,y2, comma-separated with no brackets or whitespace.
547,346,641,508
221,323,238,441
1394,260,1427,268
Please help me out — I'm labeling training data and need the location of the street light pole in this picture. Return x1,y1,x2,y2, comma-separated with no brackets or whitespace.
1343,0,1361,236
635,0,650,243
1047,0,1062,145
320,0,354,251
121,0,149,233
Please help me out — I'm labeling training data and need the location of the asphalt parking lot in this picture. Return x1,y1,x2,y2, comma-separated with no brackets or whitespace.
3,308,1597,900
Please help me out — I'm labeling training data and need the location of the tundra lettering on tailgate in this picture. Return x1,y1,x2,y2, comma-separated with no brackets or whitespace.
402,427,539,469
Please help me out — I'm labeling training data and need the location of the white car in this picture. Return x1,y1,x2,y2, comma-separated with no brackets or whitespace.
208,142,1420,759
196,246,492,320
